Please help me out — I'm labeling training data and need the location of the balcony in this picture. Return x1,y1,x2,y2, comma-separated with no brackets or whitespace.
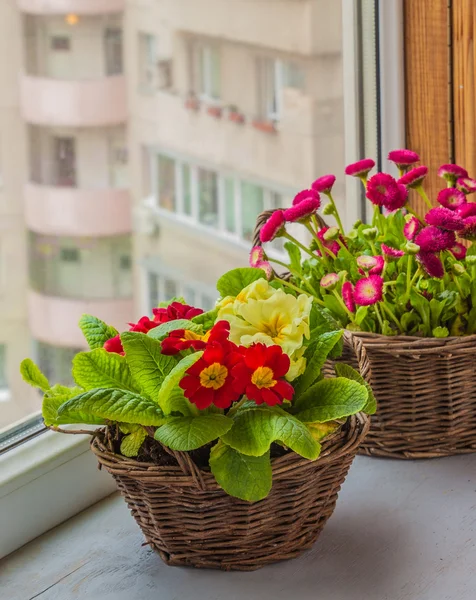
28,291,133,348
25,183,131,237
17,0,125,14
20,75,127,127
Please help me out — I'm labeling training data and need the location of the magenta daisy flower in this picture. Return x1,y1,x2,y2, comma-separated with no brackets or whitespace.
381,244,405,260
342,282,356,313
249,246,265,267
260,210,285,243
437,187,467,210
354,275,384,306
437,164,468,183
388,149,420,170
456,202,476,218
320,273,340,289
457,177,476,194
417,252,444,278
459,216,476,240
414,226,456,252
398,166,428,189
345,158,375,178
292,189,318,206
425,207,465,231
312,175,336,194
357,255,379,270
403,216,421,240
284,196,320,223
317,227,340,256
450,242,467,260
366,173,403,208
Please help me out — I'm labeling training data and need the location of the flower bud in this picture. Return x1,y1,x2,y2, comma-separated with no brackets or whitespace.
362,227,378,240
404,242,420,255
353,219,363,228
320,273,340,290
322,203,335,216
323,226,340,241
347,229,358,240
452,263,466,275
466,255,476,265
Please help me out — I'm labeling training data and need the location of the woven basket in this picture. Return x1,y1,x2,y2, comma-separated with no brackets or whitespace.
337,331,476,459
90,413,369,571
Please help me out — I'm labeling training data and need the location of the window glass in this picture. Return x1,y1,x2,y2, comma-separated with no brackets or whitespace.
138,32,157,89
198,167,218,226
241,182,264,241
224,177,236,233
198,46,221,100
182,163,193,216
158,154,176,211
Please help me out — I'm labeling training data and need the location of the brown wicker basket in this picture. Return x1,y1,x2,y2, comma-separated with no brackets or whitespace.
90,413,369,571
338,331,476,459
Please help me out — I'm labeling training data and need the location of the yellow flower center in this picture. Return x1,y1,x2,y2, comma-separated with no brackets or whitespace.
199,363,228,390
251,366,277,389
183,330,203,341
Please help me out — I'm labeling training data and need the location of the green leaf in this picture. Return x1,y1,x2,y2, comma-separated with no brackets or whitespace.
355,306,369,326
322,294,347,324
216,267,264,297
58,388,166,426
78,314,118,350
154,414,233,451
42,384,101,427
306,421,340,442
157,296,187,307
294,330,343,397
433,326,449,338
157,352,203,415
72,349,138,393
221,407,321,459
209,441,272,502
192,308,219,329
120,332,178,400
20,359,50,392
119,424,147,457
147,319,203,340
284,241,302,275
293,377,368,422
334,363,377,415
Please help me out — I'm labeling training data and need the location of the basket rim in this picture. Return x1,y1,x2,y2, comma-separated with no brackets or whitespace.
344,330,476,355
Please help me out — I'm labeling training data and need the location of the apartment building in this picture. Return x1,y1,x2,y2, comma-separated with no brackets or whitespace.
0,0,345,428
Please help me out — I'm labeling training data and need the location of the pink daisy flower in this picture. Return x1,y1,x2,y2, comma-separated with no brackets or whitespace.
292,189,318,206
387,149,420,169
425,207,465,231
260,210,285,243
414,226,456,252
257,260,273,279
342,282,356,313
284,196,320,223
457,177,476,194
249,246,265,267
312,175,336,194
403,216,421,240
345,158,375,178
354,275,384,306
366,173,403,208
417,252,444,278
456,202,476,218
320,273,340,289
357,255,385,276
398,166,428,189
317,227,340,256
437,164,468,183
437,187,467,210
381,244,405,260
450,242,467,260
459,216,476,241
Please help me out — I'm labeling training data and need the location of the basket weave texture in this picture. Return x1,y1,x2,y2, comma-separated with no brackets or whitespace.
339,331,476,459
90,413,369,571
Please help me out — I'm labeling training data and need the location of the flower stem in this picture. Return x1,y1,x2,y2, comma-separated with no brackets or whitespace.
325,191,345,233
280,277,324,304
331,289,355,322
302,224,335,263
374,303,385,331
283,232,317,260
228,397,248,417
381,302,404,333
405,254,413,298
372,205,380,228
416,185,433,210
406,205,424,223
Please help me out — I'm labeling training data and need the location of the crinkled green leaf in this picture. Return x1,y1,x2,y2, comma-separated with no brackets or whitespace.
154,414,233,451
221,407,321,459
42,384,101,427
216,268,264,297
294,330,343,397
120,332,178,400
20,359,50,392
157,296,187,307
147,319,203,340
306,421,340,442
157,352,203,415
209,441,272,502
119,425,147,457
293,377,368,423
284,242,302,275
334,363,377,414
78,314,118,350
191,308,218,330
58,388,165,426
72,349,138,392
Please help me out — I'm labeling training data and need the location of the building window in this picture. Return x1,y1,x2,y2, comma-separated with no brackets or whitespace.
257,58,305,121
241,182,264,242
138,33,158,90
198,168,219,227
51,36,70,51
157,154,176,211
60,248,80,262
104,28,123,76
54,137,76,187
148,270,217,313
0,345,7,390
194,44,221,101
35,341,80,388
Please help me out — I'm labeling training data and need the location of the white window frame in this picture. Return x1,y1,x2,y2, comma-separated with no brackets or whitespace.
193,42,221,103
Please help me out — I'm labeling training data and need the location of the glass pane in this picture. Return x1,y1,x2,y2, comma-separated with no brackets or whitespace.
148,272,159,312
241,182,264,241
158,154,176,211
210,48,221,99
198,168,218,226
224,177,236,233
164,277,179,299
182,163,192,216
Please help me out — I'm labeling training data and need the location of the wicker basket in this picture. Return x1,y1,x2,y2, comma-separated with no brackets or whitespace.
90,413,369,571
339,331,476,459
